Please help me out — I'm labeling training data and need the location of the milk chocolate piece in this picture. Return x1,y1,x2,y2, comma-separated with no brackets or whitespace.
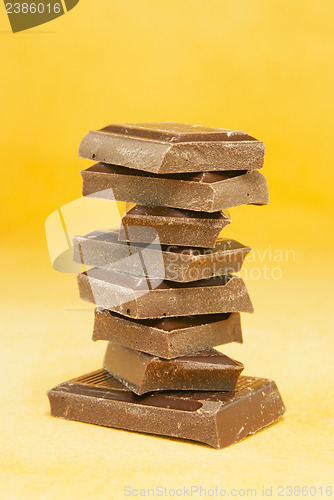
119,206,231,248
47,369,285,449
73,230,251,282
93,310,242,359
78,123,265,174
81,163,269,212
77,268,254,318
103,344,244,395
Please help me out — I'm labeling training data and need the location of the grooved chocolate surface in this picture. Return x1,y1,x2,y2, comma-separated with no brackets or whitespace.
78,122,265,174
47,369,286,449
93,310,243,359
103,344,244,395
81,163,269,212
77,268,254,318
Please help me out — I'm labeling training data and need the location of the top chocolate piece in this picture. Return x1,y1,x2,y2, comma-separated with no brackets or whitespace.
79,122,265,174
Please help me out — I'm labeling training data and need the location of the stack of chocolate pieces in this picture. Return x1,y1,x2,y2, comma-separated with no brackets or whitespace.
48,123,285,449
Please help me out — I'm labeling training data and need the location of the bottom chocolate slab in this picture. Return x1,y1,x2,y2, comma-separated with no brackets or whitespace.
47,369,285,449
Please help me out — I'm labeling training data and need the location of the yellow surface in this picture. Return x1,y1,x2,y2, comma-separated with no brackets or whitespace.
0,1,333,498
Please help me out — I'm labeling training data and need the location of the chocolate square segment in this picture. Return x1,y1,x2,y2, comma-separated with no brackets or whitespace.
81,163,269,212
78,122,265,173
103,343,244,395
73,230,251,283
77,268,254,319
119,205,231,248
93,310,243,359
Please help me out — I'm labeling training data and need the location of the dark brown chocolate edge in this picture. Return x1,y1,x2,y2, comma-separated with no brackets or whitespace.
96,310,234,332
84,163,247,182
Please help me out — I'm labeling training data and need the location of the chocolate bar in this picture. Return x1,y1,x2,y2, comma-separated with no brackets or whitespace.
119,206,231,248
77,268,254,318
103,343,244,395
93,310,243,359
81,163,269,212
73,230,251,282
78,122,265,174
47,369,285,449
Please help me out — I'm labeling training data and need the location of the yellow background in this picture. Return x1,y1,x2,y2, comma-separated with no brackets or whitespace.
0,1,333,498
